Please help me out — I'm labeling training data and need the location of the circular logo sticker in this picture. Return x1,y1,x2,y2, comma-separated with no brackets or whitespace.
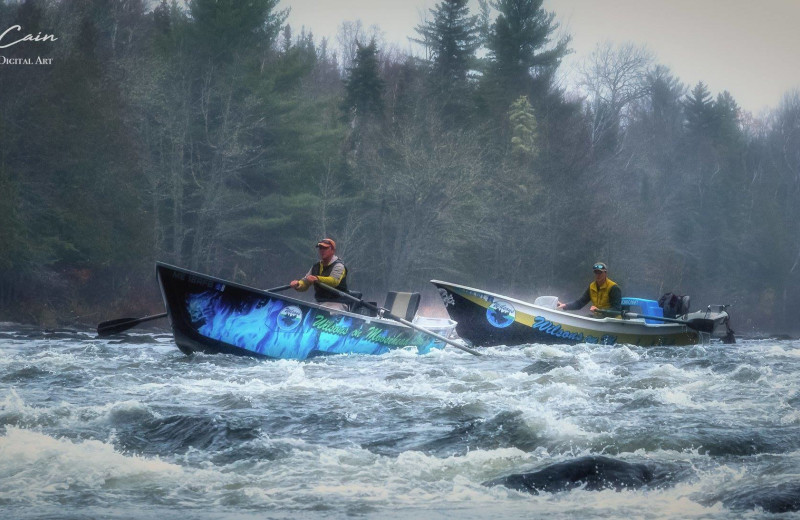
277,305,303,331
486,300,515,328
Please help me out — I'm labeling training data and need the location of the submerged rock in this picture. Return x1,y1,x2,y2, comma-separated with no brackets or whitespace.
484,455,657,494
410,410,543,456
721,482,800,513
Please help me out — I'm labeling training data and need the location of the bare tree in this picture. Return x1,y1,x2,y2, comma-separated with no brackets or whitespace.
336,20,386,72
578,41,654,155
354,110,486,292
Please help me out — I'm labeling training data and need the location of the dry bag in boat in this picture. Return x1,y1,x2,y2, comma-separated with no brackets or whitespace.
658,293,691,318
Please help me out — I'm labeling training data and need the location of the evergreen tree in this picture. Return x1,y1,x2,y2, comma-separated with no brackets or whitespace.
643,66,686,145
714,90,741,145
484,0,570,107
414,0,480,127
342,40,385,123
188,0,286,60
684,81,715,136
414,0,480,89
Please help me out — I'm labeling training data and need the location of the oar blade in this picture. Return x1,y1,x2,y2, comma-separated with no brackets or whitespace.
97,317,140,330
96,284,289,338
96,313,168,337
97,319,141,337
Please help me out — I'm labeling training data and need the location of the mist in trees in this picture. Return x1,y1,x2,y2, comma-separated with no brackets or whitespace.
0,0,797,334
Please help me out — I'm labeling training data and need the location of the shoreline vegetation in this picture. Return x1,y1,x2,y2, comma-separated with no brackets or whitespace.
0,0,798,334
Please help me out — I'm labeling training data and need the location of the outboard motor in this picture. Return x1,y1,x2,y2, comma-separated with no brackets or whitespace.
707,304,736,344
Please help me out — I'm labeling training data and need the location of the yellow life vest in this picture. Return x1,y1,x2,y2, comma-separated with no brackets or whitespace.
590,278,617,309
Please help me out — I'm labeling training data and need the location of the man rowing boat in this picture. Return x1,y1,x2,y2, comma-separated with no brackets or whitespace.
557,262,622,314
290,238,349,311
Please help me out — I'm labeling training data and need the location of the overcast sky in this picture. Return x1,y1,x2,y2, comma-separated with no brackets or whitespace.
282,0,800,115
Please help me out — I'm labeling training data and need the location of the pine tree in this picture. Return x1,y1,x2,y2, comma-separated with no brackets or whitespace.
188,0,286,59
414,0,480,128
644,65,685,144
342,40,385,123
684,81,715,135
714,90,741,145
414,0,480,90
485,0,570,105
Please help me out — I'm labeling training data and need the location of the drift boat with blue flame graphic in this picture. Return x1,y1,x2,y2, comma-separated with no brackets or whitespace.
432,280,732,347
156,263,453,359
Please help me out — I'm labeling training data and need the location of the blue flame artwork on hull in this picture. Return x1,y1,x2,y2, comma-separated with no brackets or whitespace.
157,263,443,359
186,290,437,359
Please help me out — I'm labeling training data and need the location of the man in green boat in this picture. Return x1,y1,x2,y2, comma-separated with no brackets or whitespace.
557,262,622,315
290,238,350,311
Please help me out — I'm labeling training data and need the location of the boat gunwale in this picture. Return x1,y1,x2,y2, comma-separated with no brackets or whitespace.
430,279,685,331
157,261,420,330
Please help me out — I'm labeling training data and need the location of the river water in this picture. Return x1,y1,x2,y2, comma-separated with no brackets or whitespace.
1,325,799,519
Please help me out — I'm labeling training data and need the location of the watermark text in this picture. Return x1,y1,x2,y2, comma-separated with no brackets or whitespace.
0,25,58,48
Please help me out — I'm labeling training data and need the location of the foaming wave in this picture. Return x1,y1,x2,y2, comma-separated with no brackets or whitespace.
728,364,767,383
394,446,536,481
647,363,695,381
0,389,156,430
0,427,184,503
653,388,704,410
268,443,539,510
0,365,51,383
780,410,800,425
523,345,572,359
607,345,641,364
102,399,158,425
0,389,64,428
630,364,696,390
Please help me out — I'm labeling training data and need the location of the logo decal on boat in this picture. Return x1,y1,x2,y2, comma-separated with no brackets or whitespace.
277,305,303,331
487,300,515,328
439,288,455,307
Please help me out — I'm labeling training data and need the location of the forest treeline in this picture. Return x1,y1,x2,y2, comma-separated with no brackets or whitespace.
0,0,798,333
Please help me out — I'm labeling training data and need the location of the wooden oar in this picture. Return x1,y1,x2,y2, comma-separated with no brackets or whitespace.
596,309,716,334
313,282,482,356
96,284,292,337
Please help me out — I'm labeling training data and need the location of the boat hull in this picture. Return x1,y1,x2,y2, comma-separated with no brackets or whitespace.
156,263,446,359
431,280,705,347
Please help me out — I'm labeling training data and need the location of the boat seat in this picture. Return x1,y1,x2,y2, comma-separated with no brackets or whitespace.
384,291,421,321
534,296,559,309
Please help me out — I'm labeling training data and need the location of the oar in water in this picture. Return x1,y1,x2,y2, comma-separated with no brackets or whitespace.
96,313,169,337
313,282,482,356
596,309,715,334
96,284,292,337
